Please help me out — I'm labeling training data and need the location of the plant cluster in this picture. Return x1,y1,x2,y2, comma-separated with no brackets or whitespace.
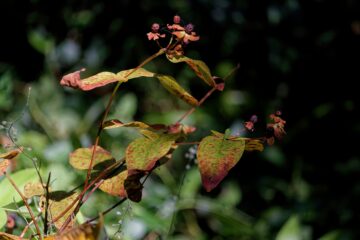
0,15,285,239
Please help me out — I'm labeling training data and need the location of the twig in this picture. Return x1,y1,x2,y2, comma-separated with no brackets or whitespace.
85,198,127,224
4,172,42,239
44,172,51,235
176,87,217,124
51,160,125,226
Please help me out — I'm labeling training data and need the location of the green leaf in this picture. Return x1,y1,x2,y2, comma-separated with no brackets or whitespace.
125,134,178,172
0,210,6,230
166,55,216,87
275,215,301,240
69,146,114,170
197,135,245,192
0,168,38,207
99,170,127,197
155,74,199,106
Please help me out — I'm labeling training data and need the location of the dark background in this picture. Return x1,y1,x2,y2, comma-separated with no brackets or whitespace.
0,0,359,239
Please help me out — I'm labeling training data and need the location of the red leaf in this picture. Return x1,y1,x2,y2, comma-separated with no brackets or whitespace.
60,68,86,89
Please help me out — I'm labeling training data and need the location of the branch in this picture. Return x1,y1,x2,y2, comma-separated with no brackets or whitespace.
4,172,42,239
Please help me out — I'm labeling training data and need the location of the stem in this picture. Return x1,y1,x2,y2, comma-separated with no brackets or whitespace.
84,48,166,188
176,87,217,124
175,141,200,146
175,63,240,124
51,160,125,225
65,49,166,231
4,172,42,239
85,198,127,224
44,172,51,235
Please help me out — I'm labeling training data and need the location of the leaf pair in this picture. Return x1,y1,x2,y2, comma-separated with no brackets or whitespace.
61,68,199,106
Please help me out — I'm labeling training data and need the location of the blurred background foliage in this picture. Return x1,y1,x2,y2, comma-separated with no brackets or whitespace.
0,0,359,239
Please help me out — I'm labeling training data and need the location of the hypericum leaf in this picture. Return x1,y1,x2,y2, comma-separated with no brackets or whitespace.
197,135,245,192
155,74,199,106
126,134,178,172
99,170,127,197
69,146,114,170
0,160,10,176
166,55,216,87
0,148,22,160
0,169,38,207
23,182,46,198
41,191,79,230
103,119,150,130
116,68,155,80
60,68,155,91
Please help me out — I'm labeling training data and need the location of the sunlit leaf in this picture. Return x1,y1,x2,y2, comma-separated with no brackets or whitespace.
60,68,155,91
0,160,10,176
99,170,128,197
197,135,245,192
0,148,22,160
0,210,6,231
69,146,114,170
275,215,301,240
0,169,38,207
166,55,216,87
103,119,150,130
42,191,79,230
116,68,155,80
125,134,178,172
23,182,46,199
155,74,199,106
80,71,121,91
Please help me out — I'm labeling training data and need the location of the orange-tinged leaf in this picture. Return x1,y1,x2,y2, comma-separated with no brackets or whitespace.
99,170,128,197
23,182,46,198
166,55,216,87
60,68,155,91
197,136,245,192
103,120,150,130
125,134,178,172
156,74,199,106
80,71,120,91
0,159,10,176
69,146,114,170
0,148,22,160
